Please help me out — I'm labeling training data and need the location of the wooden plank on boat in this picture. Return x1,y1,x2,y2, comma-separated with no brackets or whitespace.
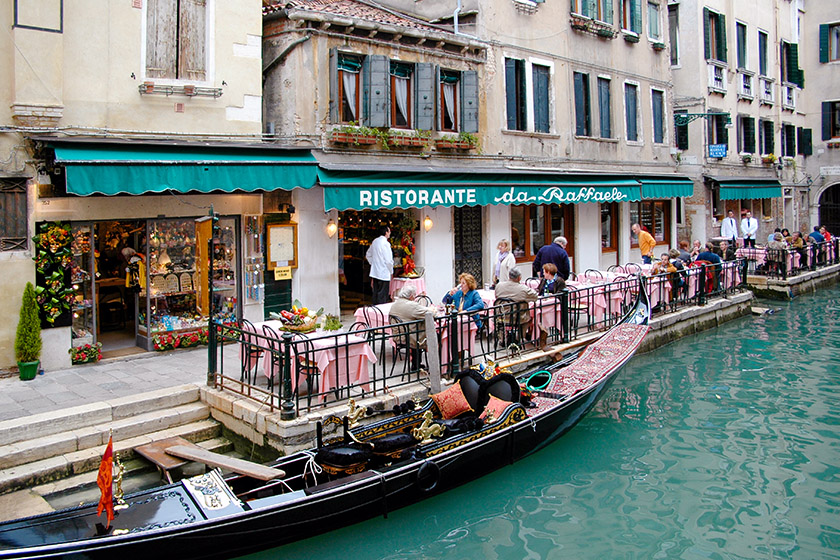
166,445,285,481
135,436,192,471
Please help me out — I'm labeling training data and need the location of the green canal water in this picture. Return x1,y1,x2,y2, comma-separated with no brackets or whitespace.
244,286,840,559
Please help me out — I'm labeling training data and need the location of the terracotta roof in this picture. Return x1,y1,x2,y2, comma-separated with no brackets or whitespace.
263,0,448,34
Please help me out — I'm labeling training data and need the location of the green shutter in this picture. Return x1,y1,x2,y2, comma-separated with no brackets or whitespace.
461,70,479,133
329,48,339,123
414,63,435,131
745,117,755,154
625,84,637,141
789,43,804,87
766,121,775,154
363,55,389,127
505,59,517,130
574,73,585,136
823,101,832,141
703,8,711,60
718,14,727,63
801,128,813,156
675,110,688,150
819,24,830,63
652,91,664,143
632,0,641,33
534,65,550,133
598,77,611,139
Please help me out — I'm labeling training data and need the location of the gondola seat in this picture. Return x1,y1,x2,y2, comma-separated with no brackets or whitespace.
370,432,416,459
315,443,372,476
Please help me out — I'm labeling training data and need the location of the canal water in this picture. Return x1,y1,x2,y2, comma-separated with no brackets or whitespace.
243,285,840,560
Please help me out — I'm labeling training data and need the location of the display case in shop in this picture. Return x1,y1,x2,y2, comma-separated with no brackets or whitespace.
70,224,95,347
138,217,240,349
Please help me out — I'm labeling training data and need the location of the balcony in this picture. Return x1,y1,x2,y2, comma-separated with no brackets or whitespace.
759,77,774,105
707,62,727,94
737,70,754,101
782,84,796,111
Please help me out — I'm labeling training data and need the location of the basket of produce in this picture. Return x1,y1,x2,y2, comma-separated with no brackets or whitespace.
270,300,324,334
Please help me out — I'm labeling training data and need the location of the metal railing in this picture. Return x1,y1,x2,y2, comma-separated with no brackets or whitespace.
208,263,749,418
741,239,839,279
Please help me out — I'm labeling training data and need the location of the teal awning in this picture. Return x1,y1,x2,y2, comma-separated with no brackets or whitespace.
708,176,783,200
639,177,694,198
319,169,643,211
51,142,318,196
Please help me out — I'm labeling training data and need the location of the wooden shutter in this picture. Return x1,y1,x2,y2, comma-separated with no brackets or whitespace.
744,117,755,154
798,128,813,156
145,0,177,79
461,70,479,133
603,0,613,24
717,13,727,63
625,84,637,141
788,43,804,87
574,73,586,136
329,48,339,123
703,8,711,60
823,102,833,140
363,55,389,127
819,24,830,63
414,63,435,131
435,66,442,130
586,0,597,18
631,0,641,33
765,120,775,153
179,0,206,81
675,110,688,150
534,65,550,133
598,77,610,138
505,59,518,130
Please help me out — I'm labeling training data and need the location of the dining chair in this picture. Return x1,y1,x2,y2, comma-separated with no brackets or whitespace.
607,264,626,273
388,315,425,378
415,294,434,306
525,277,540,289
624,262,642,274
289,333,321,407
492,297,525,349
239,319,263,385
584,269,603,281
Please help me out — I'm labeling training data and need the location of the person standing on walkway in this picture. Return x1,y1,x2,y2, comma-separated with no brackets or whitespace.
720,210,738,243
532,236,571,280
493,239,516,287
632,223,656,264
741,211,758,248
366,226,394,305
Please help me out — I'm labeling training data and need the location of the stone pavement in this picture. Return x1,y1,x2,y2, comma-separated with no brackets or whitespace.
0,348,209,422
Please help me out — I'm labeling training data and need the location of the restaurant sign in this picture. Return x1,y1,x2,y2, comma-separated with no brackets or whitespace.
324,184,640,211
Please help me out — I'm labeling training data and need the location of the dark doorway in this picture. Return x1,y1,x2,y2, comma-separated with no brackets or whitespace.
819,184,840,235
453,206,483,285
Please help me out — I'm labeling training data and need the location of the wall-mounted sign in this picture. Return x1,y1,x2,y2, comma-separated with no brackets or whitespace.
267,222,298,270
709,144,728,158
274,266,292,281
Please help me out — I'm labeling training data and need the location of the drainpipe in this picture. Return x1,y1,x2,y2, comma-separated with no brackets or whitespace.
453,0,461,35
262,34,311,80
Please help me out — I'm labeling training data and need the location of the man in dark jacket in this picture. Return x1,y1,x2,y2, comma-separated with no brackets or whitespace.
532,236,571,280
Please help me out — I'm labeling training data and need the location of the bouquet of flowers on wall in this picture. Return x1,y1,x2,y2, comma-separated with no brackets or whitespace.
32,221,73,325
69,342,102,364
400,233,416,276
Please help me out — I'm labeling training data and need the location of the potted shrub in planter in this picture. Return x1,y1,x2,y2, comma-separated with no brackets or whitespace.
739,152,753,164
435,132,479,151
15,282,42,381
761,153,777,164
329,125,378,146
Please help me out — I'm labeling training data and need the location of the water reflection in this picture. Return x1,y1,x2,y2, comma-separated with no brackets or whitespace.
241,287,840,560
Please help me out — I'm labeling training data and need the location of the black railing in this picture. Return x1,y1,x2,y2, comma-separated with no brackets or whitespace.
740,239,839,279
209,265,750,418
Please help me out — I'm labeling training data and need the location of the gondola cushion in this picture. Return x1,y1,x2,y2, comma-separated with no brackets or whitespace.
479,395,513,422
430,383,474,419
315,443,372,467
371,432,416,454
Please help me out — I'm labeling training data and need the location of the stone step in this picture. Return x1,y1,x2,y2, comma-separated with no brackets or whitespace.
0,385,201,447
0,419,223,495
0,401,211,470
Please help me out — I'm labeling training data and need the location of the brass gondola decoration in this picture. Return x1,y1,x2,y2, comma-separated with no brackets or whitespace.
113,452,128,511
411,411,445,444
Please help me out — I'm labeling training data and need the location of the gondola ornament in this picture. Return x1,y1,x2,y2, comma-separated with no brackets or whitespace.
113,453,128,511
411,411,445,444
346,398,367,428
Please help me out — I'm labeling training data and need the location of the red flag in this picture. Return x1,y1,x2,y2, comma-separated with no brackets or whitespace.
96,436,114,528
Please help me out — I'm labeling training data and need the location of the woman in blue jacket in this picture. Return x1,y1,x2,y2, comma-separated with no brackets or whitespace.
442,273,486,328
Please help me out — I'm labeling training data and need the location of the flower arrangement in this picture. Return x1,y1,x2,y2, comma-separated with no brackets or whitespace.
32,221,73,325
69,342,102,364
152,328,209,351
400,233,416,276
761,153,777,164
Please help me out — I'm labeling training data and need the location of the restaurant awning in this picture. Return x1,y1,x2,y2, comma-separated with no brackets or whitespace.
49,141,318,196
639,177,694,199
707,176,783,200
319,168,645,211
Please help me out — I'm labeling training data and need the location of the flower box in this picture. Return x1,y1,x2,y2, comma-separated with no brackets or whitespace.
652,41,666,50
623,32,640,43
389,135,427,148
330,130,378,146
435,138,475,150
760,154,777,164
570,16,589,31
595,27,617,38
739,152,753,163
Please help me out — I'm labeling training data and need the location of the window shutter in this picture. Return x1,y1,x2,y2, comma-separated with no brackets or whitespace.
822,101,832,141
800,128,813,156
652,91,664,143
534,66,550,133
721,116,728,148
745,117,755,154
631,0,641,33
329,48,339,123
598,78,611,138
703,8,711,60
461,70,479,133
819,24,830,64
414,63,435,131
574,73,586,136
179,0,206,81
625,85,637,141
505,59,517,130
766,121,775,154
675,110,689,150
145,0,178,79
435,66,442,130
363,55,389,127
718,13,727,63
586,0,597,18
789,43,803,87
603,0,613,24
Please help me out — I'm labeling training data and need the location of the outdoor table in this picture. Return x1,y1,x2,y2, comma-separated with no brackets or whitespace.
389,276,426,300
354,303,393,329
257,320,376,402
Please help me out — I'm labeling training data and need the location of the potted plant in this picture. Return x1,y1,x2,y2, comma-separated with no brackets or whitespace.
761,153,777,164
329,124,378,146
435,131,479,150
15,282,42,381
739,152,753,163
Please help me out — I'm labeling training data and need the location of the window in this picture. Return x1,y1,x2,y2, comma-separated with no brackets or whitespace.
573,72,591,136
819,23,840,62
598,77,611,139
573,0,613,22
761,198,772,219
738,115,756,154
736,22,747,68
390,62,413,129
438,69,479,133
780,41,804,87
703,8,727,63
533,64,551,133
651,89,665,144
675,109,689,150
668,4,679,65
625,82,639,142
335,53,362,124
782,123,796,157
601,203,618,252
510,204,575,262
0,179,27,252
647,2,660,40
760,119,775,154
630,201,670,245
758,30,768,75
707,112,729,156
823,101,840,140
145,0,207,81
505,58,527,132
622,0,642,33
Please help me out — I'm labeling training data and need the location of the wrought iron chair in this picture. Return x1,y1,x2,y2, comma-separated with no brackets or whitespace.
525,277,540,289
492,297,526,349
584,269,604,281
624,262,642,274
388,315,426,377
415,294,434,306
239,319,263,385
607,264,626,273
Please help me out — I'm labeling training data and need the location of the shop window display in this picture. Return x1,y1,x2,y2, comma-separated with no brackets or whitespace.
70,224,95,347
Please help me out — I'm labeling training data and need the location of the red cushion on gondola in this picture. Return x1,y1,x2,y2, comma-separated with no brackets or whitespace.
479,395,511,422
431,383,474,419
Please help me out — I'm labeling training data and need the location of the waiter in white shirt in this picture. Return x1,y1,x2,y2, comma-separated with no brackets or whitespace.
365,225,394,305
740,211,758,248
720,210,738,243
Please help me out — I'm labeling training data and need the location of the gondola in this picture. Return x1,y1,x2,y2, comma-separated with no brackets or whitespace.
0,287,650,560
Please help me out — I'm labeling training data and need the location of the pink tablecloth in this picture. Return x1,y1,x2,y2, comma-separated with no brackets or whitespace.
354,303,393,329
736,247,766,266
389,276,426,299
257,320,376,402
438,314,478,374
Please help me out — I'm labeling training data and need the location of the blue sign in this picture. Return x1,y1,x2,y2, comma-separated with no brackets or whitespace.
709,144,728,158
